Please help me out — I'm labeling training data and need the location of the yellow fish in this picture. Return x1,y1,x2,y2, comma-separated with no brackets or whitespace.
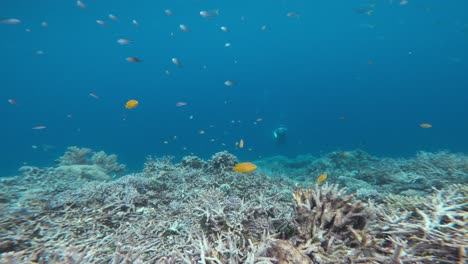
239,139,244,148
317,173,327,184
233,162,257,173
420,123,432,129
125,99,139,109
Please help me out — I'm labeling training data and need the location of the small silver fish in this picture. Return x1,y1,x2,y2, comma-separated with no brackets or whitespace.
199,11,212,18
96,20,106,26
224,80,235,86
286,12,300,18
220,26,229,32
165,9,173,16
1,18,21,25
172,57,181,66
117,38,132,45
132,19,139,27
109,14,118,21
76,0,86,9
179,24,189,32
126,57,141,63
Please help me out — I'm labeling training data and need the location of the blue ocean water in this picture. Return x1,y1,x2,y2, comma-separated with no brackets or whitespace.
1,0,467,175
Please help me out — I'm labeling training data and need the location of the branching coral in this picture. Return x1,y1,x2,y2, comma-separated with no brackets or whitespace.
179,155,207,170
55,146,126,176
56,146,93,165
208,151,238,174
91,151,126,175
374,185,468,264
291,183,369,262
1,149,466,264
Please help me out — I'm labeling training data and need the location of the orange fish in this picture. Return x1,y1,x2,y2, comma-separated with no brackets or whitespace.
317,173,327,184
233,162,257,173
125,99,139,109
420,123,432,129
239,139,244,149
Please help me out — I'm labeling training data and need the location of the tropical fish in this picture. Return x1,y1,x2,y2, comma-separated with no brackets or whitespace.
117,38,132,45
126,57,141,63
224,80,235,86
233,162,257,173
172,57,181,66
109,14,119,21
199,11,212,18
132,20,139,27
32,126,47,130
239,139,244,148
96,20,106,26
1,18,21,24
179,24,189,32
286,12,300,18
125,99,139,109
220,26,229,32
420,123,432,129
89,93,99,99
8,99,16,105
165,9,174,16
224,42,232,47
176,101,187,107
76,1,86,9
317,173,327,184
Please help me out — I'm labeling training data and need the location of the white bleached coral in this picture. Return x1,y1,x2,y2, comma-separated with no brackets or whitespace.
56,146,126,175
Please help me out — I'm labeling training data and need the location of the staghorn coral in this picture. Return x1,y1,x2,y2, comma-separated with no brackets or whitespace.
55,146,126,176
372,185,468,264
142,155,175,179
56,146,93,165
178,155,207,170
91,151,126,175
207,151,238,174
384,193,427,211
0,151,297,263
1,149,466,264
256,150,468,196
291,183,369,262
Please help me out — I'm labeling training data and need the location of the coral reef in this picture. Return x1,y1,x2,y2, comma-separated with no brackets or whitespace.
255,150,468,199
55,146,93,166
0,149,466,263
179,155,207,170
56,146,126,175
207,151,238,174
372,185,468,264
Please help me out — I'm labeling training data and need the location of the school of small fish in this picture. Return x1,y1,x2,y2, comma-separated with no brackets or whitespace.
1,0,439,175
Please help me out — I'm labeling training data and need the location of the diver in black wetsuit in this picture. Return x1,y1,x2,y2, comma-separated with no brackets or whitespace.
273,126,288,145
